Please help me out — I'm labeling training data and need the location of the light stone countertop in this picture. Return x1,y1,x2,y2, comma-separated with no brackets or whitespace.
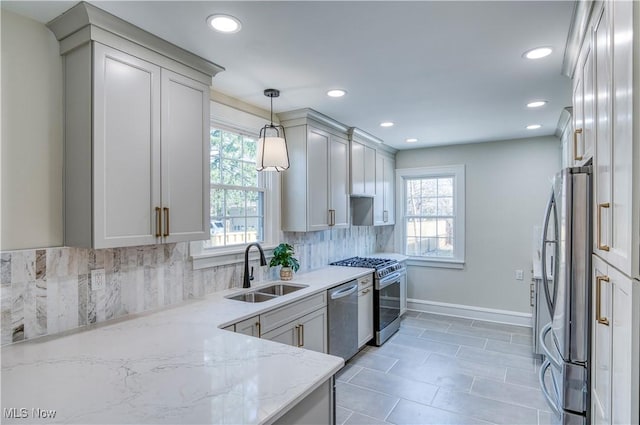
1,265,373,425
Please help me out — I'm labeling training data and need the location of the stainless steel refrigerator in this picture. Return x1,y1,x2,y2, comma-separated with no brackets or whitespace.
538,165,592,425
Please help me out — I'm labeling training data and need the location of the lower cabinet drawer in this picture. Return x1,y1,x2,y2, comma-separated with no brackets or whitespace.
260,292,326,334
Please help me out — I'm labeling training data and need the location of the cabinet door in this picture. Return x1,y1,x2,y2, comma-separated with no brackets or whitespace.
330,135,350,228
572,62,585,166
383,155,395,224
350,140,376,197
307,128,330,231
298,307,327,353
261,320,297,346
374,154,385,225
581,45,595,164
235,316,261,337
592,256,612,425
93,43,161,248
358,288,373,348
161,69,210,243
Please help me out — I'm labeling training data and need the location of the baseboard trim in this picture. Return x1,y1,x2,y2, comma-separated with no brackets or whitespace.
407,298,532,327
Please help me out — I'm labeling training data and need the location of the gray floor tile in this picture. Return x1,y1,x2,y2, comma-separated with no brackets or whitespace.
425,353,507,381
417,312,474,327
397,325,424,337
457,346,538,371
337,363,364,382
447,324,512,342
505,367,541,389
419,328,487,348
401,316,452,332
336,406,353,425
350,350,398,373
511,333,534,346
336,382,399,421
403,310,420,318
471,377,551,411
344,411,391,425
363,342,430,366
537,410,557,425
471,320,532,336
433,389,539,425
387,399,492,425
389,359,474,392
390,333,460,356
485,339,536,359
349,367,439,406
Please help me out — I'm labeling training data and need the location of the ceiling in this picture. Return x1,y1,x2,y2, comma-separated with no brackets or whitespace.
2,1,575,150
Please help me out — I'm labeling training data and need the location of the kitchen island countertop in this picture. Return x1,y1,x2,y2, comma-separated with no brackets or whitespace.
1,265,373,424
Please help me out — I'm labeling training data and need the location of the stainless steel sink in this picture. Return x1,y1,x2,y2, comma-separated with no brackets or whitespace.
255,282,308,296
226,292,278,303
225,282,308,303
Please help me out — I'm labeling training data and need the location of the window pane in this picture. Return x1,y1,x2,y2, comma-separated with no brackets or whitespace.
222,159,242,186
246,191,263,215
211,189,224,217
421,218,437,237
421,197,437,216
437,197,453,216
226,190,245,216
243,137,257,162
422,179,437,196
406,218,420,238
438,177,453,196
222,131,242,159
406,237,419,256
437,237,454,256
246,217,263,242
242,161,258,187
406,180,421,214
421,237,439,256
225,218,245,245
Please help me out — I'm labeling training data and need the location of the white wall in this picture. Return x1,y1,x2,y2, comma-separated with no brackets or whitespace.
395,136,561,315
1,9,63,250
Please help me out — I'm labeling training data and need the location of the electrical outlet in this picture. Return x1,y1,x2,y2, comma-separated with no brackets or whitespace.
515,269,524,281
91,269,106,291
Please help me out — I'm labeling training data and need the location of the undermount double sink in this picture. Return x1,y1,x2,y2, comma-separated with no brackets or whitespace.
225,282,308,303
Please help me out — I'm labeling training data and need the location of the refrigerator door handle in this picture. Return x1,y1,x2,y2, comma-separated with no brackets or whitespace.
539,322,562,370
539,359,561,416
541,190,556,316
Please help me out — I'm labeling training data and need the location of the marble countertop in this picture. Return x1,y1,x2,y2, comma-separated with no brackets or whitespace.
1,266,373,424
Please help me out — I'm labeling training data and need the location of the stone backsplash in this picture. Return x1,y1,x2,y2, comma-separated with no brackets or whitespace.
0,226,393,345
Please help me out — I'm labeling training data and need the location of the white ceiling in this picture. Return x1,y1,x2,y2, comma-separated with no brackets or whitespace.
3,1,575,150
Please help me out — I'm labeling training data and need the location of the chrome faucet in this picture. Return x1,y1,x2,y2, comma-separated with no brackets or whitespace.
243,242,267,288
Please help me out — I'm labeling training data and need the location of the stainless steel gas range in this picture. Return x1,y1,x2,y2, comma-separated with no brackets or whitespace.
330,256,406,345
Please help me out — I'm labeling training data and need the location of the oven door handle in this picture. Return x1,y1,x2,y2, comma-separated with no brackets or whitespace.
330,284,358,300
377,272,402,289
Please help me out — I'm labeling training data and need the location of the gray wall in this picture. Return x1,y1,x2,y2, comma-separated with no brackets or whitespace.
395,137,561,314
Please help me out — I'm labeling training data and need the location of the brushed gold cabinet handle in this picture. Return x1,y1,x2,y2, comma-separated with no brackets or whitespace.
299,324,304,347
155,207,162,237
163,207,170,237
256,321,261,337
596,275,610,326
597,203,610,251
573,128,583,161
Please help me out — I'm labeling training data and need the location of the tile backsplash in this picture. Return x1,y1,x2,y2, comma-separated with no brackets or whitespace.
0,226,393,345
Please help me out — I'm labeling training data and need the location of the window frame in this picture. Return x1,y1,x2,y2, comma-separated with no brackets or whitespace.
190,103,281,270
395,165,466,269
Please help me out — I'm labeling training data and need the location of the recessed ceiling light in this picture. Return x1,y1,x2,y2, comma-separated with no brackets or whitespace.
527,100,548,108
327,89,346,98
380,122,394,128
526,124,542,130
406,138,418,143
207,14,241,33
523,47,552,59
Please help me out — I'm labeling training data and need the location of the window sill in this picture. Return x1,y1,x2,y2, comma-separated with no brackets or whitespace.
406,257,465,270
190,243,277,270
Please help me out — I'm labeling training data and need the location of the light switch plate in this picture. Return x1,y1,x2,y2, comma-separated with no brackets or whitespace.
515,269,524,281
91,269,106,291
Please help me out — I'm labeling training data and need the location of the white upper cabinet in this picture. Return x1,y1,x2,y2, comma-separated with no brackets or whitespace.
374,152,395,226
592,1,639,278
280,109,350,232
349,129,377,197
47,2,222,248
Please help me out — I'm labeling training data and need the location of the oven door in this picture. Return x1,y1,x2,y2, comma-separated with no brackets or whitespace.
375,272,401,333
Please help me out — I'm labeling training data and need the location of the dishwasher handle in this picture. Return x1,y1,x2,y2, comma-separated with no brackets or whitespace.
330,284,358,300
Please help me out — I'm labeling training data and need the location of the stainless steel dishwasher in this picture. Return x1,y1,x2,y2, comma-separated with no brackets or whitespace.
327,279,359,361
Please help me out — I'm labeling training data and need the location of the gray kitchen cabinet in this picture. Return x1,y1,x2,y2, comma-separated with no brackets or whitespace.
349,129,377,197
47,2,221,248
374,151,395,226
271,378,334,425
234,315,261,337
357,274,374,348
261,307,327,353
279,109,350,231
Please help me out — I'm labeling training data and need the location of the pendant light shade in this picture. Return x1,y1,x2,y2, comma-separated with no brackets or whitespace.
257,89,290,172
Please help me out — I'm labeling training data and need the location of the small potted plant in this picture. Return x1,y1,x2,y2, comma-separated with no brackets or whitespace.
269,243,300,281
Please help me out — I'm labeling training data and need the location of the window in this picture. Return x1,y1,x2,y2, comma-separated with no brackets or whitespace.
396,165,465,267
206,128,264,248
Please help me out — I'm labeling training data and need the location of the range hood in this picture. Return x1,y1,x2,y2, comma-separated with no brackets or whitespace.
351,197,374,226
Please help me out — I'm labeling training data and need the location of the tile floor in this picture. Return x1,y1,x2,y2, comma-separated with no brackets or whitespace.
335,311,554,425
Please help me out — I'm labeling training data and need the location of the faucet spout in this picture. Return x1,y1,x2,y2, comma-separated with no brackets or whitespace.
243,243,267,288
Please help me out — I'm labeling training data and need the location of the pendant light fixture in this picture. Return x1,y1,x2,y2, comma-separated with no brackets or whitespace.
256,89,290,172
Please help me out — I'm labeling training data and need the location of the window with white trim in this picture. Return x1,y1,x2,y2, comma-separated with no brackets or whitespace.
206,127,265,248
396,165,465,266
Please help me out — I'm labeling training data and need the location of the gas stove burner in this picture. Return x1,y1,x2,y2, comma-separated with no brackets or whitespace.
330,256,404,279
